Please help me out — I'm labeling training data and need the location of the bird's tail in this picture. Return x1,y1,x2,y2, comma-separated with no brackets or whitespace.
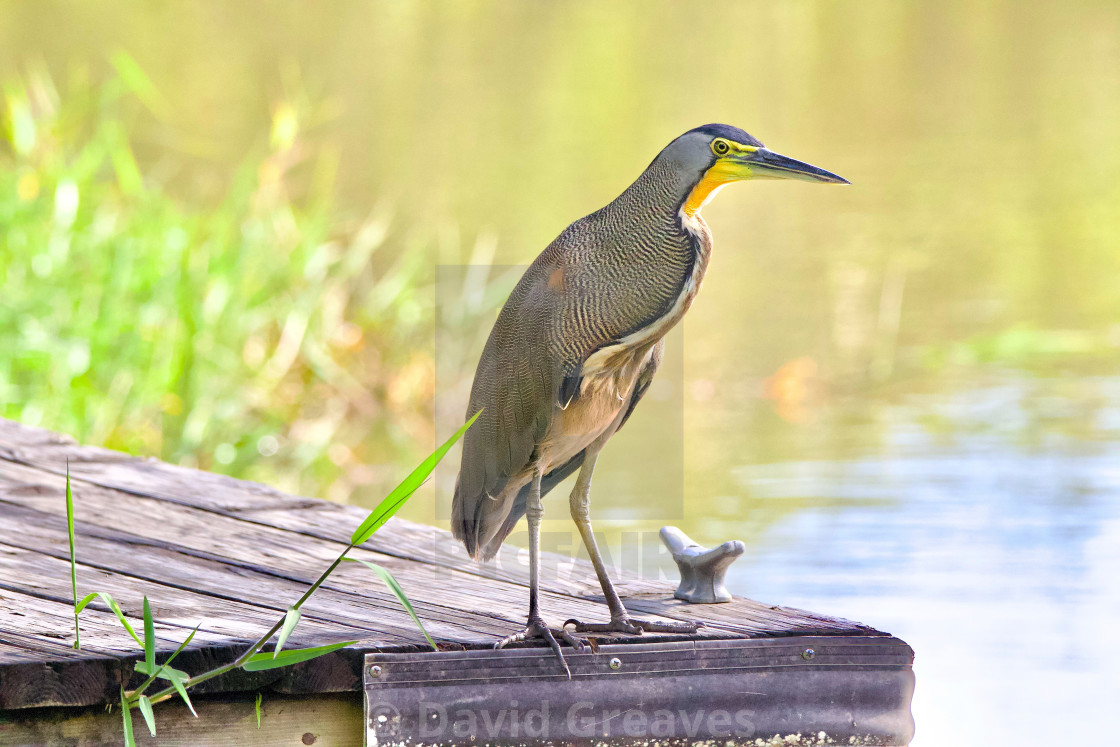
450,475,479,559
451,476,515,562
451,453,587,562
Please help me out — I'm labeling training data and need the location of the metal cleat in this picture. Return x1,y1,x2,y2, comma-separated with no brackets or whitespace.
660,526,745,604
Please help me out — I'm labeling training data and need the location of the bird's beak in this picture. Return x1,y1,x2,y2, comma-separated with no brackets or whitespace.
722,147,849,184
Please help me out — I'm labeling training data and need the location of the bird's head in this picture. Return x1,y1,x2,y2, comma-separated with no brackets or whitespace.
654,124,848,218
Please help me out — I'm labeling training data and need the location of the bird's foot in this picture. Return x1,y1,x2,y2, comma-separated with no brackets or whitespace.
564,615,701,635
494,616,588,679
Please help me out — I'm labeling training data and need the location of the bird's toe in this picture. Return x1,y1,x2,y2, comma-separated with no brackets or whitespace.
494,618,588,678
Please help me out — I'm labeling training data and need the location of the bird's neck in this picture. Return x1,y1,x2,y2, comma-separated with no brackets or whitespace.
606,163,715,319
614,162,706,230
608,162,715,271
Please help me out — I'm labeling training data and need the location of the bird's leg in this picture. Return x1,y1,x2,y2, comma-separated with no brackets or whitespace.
494,466,587,676
564,448,699,636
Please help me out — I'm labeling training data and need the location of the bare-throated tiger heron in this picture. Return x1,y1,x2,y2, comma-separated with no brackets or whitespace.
452,124,847,674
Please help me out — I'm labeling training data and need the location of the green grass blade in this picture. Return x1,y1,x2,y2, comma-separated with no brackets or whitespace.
350,410,481,546
142,597,155,671
242,641,356,672
273,607,300,658
134,661,184,679
98,593,142,647
120,687,136,747
66,466,80,650
345,559,436,650
137,694,156,736
74,592,98,615
255,692,262,729
165,668,197,717
161,625,198,671
134,660,196,716
133,625,195,711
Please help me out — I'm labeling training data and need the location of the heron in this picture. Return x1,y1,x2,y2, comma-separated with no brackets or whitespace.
452,124,847,673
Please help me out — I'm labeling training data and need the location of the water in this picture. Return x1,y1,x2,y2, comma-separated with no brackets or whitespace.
3,2,1119,744
726,377,1120,745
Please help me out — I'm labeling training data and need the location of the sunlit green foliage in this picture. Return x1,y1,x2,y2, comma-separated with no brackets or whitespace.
0,61,435,502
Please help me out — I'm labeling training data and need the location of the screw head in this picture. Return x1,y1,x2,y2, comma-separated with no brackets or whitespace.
801,648,815,661
608,657,622,670
369,664,383,677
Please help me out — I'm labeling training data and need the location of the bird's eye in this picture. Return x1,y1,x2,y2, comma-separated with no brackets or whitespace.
712,139,731,155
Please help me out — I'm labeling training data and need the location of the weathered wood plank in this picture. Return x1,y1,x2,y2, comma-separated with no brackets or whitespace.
0,417,890,713
0,545,373,650
0,692,363,747
1,586,234,660
0,418,657,597
0,547,385,703
0,504,709,707
621,593,882,638
0,635,122,710
0,465,698,640
0,443,867,638
0,582,353,707
0,501,518,646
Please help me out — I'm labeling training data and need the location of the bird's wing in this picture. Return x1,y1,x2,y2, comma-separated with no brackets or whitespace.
475,338,666,559
452,259,562,558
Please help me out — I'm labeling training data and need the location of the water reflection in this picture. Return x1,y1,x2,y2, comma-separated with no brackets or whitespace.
730,377,1120,746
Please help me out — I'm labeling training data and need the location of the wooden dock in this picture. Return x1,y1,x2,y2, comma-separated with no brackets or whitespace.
0,418,914,745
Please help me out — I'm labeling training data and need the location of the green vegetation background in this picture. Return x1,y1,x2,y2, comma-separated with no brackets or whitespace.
1,58,435,502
